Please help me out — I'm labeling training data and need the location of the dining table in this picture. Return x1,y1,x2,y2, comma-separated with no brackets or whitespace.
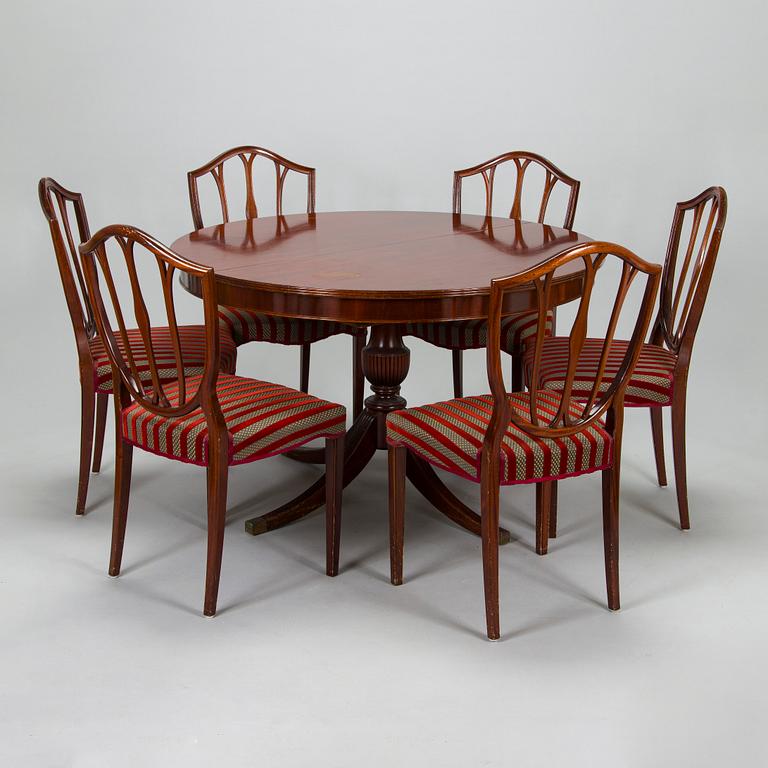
172,210,593,544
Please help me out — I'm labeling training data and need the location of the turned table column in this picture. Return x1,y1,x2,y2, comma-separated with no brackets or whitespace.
361,324,411,448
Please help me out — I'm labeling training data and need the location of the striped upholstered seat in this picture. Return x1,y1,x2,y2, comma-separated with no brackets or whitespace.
122,373,347,466
525,337,678,407
90,325,237,394
406,310,553,353
218,306,356,347
386,390,612,485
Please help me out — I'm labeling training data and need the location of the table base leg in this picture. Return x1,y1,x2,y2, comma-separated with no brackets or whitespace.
244,412,376,535
406,454,511,545
244,324,509,544
282,446,325,464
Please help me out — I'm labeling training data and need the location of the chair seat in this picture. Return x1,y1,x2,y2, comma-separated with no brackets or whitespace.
90,325,237,394
386,390,612,485
218,306,357,347
405,309,553,353
525,337,678,407
122,373,347,466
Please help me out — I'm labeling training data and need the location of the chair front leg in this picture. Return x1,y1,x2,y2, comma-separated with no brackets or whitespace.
388,445,407,586
204,445,229,617
601,465,620,610
325,434,345,577
109,436,133,577
480,458,501,640
671,382,689,530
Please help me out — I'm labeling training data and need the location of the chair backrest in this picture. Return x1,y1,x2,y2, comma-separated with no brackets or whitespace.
79,225,222,422
38,178,96,359
187,145,316,230
653,186,727,363
452,151,580,228
485,242,661,451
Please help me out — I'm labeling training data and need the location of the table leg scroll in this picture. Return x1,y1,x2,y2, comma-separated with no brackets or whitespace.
406,454,512,545
244,412,377,535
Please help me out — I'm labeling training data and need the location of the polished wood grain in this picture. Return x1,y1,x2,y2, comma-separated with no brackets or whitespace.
173,211,590,323
174,212,592,545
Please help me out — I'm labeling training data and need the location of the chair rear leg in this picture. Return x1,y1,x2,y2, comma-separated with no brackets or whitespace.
535,481,552,555
388,445,407,585
650,407,668,487
511,353,524,392
109,438,133,576
352,330,366,418
602,466,620,610
671,384,689,530
549,480,558,538
325,435,345,577
76,381,96,515
92,392,109,473
300,342,311,393
204,450,229,616
452,349,463,398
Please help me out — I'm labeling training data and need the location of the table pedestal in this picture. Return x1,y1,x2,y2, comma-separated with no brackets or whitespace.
244,324,511,545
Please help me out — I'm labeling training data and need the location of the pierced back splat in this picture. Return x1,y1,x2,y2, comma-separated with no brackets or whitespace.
79,225,222,422
452,151,580,228
187,145,316,230
654,187,727,362
485,242,661,449
38,178,96,344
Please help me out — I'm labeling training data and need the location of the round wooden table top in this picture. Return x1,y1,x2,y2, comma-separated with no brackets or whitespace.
173,211,592,324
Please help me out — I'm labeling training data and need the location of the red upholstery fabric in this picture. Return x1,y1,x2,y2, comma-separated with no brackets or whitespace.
386,391,612,485
405,310,553,353
218,306,356,347
122,373,346,466
90,325,237,394
525,337,678,407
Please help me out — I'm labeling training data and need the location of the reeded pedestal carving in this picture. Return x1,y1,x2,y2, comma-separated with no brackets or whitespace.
362,325,410,447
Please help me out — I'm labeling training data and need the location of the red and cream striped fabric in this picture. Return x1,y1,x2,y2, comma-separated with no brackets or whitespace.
218,306,356,347
90,325,237,394
405,310,553,353
121,373,347,466
386,390,612,485
524,337,678,407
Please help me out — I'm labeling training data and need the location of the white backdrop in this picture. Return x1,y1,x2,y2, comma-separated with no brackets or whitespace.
2,0,766,440
2,1,767,766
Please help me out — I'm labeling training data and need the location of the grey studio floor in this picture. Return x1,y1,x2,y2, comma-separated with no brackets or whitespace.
1,337,766,768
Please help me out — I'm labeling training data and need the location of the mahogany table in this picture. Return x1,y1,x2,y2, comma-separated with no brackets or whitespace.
173,211,592,544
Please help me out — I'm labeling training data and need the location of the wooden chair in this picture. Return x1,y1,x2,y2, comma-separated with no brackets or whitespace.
39,177,239,515
188,145,366,417
388,242,661,640
525,187,727,533
406,151,580,395
78,224,346,616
